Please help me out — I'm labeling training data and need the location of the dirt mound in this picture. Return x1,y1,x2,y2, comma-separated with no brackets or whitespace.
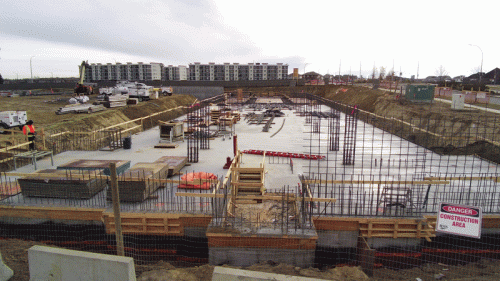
48,95,196,132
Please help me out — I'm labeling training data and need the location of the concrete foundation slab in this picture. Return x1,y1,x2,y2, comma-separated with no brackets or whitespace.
28,245,136,281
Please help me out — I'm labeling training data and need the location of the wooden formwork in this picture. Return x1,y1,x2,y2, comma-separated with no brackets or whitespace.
206,232,317,250
313,217,436,242
103,212,183,236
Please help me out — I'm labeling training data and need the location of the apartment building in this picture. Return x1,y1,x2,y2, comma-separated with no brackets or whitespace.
83,62,288,82
188,62,288,81
164,65,188,81
84,62,164,82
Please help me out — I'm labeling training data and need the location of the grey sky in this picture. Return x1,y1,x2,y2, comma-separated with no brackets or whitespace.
0,0,498,79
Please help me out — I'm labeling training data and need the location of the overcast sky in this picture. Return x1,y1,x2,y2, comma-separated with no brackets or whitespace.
0,0,498,80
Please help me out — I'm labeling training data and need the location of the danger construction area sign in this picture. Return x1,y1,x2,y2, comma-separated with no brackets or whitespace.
436,202,482,239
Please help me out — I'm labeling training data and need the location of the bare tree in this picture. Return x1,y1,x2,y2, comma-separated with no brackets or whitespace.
371,66,378,81
435,65,448,77
387,68,395,79
379,66,386,80
470,66,482,75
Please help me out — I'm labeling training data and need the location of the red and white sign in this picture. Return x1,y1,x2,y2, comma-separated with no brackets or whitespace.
436,202,482,239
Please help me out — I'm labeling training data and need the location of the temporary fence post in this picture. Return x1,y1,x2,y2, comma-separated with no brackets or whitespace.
41,128,46,150
109,163,124,256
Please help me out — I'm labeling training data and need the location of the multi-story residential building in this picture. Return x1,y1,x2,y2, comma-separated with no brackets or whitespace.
164,65,188,81
84,62,163,82
189,62,288,81
83,62,288,82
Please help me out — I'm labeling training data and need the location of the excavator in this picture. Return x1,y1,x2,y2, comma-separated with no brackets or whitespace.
74,61,98,95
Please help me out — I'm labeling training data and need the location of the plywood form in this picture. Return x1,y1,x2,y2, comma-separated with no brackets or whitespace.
57,159,131,175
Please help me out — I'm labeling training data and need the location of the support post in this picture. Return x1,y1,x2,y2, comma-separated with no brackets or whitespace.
109,163,124,256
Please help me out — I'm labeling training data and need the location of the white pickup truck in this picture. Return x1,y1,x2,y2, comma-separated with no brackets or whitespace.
0,111,28,133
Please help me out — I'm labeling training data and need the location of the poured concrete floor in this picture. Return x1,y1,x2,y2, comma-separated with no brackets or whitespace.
3,101,500,216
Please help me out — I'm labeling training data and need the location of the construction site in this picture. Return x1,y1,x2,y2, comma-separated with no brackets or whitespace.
2,84,500,280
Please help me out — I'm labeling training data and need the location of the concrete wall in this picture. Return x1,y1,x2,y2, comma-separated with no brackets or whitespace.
316,230,358,248
209,247,314,268
28,245,136,281
0,79,301,91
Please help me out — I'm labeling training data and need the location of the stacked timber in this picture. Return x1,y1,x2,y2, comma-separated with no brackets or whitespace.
154,156,188,177
18,169,106,199
57,159,131,176
210,109,220,124
108,161,171,202
55,104,106,115
104,95,128,108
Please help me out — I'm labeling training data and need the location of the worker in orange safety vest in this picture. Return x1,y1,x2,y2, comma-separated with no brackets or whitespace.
23,120,36,151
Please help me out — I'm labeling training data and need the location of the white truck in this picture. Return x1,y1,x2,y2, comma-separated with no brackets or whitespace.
99,81,155,101
0,111,28,134
99,81,173,101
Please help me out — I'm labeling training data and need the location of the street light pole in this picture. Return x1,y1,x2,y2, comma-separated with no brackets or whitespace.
30,56,35,81
469,44,483,85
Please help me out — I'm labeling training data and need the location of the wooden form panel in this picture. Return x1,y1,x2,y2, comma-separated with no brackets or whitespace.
206,233,317,250
0,206,105,221
103,212,183,236
314,217,436,241
180,215,212,228
358,219,435,241
313,217,360,231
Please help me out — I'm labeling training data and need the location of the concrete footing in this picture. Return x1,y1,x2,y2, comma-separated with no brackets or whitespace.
316,230,358,248
28,246,136,281
209,247,315,268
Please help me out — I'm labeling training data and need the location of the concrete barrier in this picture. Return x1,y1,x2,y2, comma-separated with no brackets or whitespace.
0,252,14,281
28,246,136,281
212,266,327,281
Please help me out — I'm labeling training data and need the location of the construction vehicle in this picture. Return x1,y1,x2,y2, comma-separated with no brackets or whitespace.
99,81,155,101
74,61,98,95
158,86,173,96
0,111,28,134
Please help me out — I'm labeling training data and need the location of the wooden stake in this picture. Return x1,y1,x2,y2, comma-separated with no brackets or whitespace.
109,163,124,256
41,128,46,150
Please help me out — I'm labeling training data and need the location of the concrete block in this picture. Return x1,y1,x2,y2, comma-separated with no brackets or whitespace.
212,266,327,281
367,237,420,249
209,247,314,268
316,230,358,248
0,252,14,281
28,246,136,281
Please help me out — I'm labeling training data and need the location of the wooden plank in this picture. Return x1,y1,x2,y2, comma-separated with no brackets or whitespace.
424,176,499,181
232,167,264,173
313,219,359,231
0,206,105,221
206,235,317,250
302,180,449,185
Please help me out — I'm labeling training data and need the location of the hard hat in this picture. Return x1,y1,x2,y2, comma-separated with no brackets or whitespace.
27,120,34,125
